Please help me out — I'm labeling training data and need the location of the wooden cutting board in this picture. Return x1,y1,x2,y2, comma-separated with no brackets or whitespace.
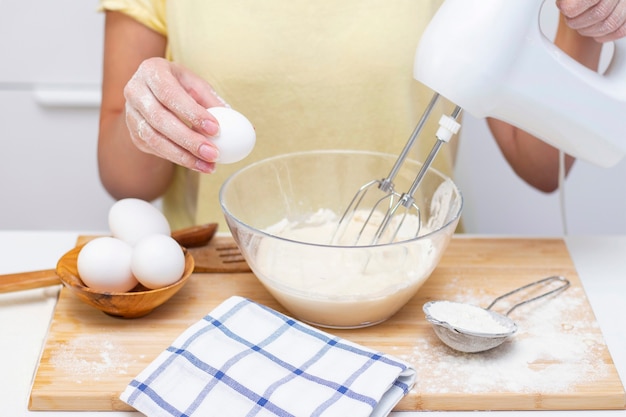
29,237,626,411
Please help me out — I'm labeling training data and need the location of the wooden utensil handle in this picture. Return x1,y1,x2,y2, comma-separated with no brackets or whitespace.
171,223,218,248
0,269,60,294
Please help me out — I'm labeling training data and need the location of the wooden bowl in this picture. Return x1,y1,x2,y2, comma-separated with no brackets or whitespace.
55,244,194,319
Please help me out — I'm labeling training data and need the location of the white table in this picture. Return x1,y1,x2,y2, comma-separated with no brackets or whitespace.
1,231,624,416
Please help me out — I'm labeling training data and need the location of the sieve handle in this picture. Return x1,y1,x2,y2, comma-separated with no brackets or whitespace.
486,275,571,316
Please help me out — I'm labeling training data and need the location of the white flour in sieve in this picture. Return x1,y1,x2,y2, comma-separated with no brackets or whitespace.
426,301,511,334
399,279,610,395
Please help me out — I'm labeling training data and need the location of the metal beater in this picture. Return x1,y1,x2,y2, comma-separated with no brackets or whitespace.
332,93,461,246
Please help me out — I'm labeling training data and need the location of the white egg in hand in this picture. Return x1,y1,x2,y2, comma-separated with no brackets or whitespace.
77,237,138,293
206,107,256,164
131,234,186,289
109,198,171,246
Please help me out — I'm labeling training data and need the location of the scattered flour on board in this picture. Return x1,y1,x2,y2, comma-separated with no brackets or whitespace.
395,278,610,394
50,334,140,384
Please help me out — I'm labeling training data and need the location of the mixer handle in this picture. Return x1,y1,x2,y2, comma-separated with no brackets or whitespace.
527,0,626,95
414,0,626,167
533,0,626,98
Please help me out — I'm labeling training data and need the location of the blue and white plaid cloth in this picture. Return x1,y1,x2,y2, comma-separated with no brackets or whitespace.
120,296,415,417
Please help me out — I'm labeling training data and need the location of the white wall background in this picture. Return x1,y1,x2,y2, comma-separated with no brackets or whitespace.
0,0,624,235
0,0,114,231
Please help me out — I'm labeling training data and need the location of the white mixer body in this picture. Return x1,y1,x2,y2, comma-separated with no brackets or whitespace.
414,0,626,167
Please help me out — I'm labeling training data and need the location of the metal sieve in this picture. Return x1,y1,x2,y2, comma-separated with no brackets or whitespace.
423,275,570,353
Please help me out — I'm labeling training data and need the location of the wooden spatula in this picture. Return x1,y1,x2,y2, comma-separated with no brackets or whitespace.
187,235,251,273
0,223,250,294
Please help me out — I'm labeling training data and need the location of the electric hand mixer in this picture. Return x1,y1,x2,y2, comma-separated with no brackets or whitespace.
334,0,626,246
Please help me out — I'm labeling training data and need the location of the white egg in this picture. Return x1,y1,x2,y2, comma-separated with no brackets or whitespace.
206,107,256,164
109,198,171,246
131,234,186,289
77,237,138,293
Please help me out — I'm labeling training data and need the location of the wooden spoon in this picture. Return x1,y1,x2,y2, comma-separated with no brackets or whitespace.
0,223,218,294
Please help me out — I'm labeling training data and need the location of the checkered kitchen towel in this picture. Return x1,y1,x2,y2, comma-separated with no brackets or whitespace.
120,296,415,417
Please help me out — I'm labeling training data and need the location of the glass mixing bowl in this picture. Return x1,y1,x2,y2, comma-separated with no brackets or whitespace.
220,150,463,328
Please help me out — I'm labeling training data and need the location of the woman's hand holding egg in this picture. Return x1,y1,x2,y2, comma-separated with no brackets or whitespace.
77,198,187,293
124,58,255,172
124,58,224,173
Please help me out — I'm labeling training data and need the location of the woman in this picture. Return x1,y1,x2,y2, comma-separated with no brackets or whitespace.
97,0,617,230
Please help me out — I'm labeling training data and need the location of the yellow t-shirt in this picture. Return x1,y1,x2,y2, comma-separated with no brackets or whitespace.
99,0,457,232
